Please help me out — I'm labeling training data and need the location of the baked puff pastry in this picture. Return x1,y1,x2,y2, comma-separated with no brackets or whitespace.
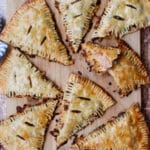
71,104,150,150
92,0,150,38
55,0,99,52
0,99,58,150
0,0,73,65
55,74,115,147
82,42,121,73
0,48,62,99
109,41,150,96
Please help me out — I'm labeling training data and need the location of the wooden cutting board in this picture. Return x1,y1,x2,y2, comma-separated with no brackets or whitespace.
3,0,141,149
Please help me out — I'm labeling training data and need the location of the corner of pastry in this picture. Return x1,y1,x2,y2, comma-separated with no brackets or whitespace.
0,99,58,150
109,40,150,97
0,47,62,99
55,73,116,147
0,0,73,65
92,0,150,39
55,0,99,53
82,42,121,73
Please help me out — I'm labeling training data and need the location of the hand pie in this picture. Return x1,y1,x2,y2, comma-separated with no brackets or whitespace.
92,0,150,38
0,48,62,99
82,42,121,73
55,0,99,52
55,74,115,147
0,0,73,65
109,41,150,96
71,104,150,150
0,99,58,150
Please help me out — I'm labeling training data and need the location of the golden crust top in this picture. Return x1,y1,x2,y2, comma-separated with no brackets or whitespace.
0,0,73,65
82,42,121,73
109,41,150,96
56,0,99,52
92,0,150,38
0,48,62,99
71,104,150,150
0,99,58,150
55,74,115,147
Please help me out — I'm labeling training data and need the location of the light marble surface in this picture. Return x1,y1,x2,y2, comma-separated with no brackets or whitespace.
0,0,6,17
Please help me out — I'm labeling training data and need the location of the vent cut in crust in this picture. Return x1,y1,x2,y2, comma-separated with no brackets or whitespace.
55,0,99,52
92,0,150,39
0,48,62,99
82,42,121,73
0,99,58,150
108,41,150,96
0,0,73,65
71,104,150,150
55,74,115,147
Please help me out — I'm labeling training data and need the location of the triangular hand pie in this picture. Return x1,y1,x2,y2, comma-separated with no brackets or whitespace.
109,41,150,96
0,0,73,65
71,104,150,150
55,0,99,52
55,74,115,147
0,48,62,99
82,42,121,72
92,0,150,38
0,99,58,150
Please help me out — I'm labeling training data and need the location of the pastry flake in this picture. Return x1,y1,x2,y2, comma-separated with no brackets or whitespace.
0,0,73,65
82,42,121,73
0,99,58,150
71,104,150,150
92,0,150,38
0,48,62,99
55,74,115,147
108,41,150,96
55,0,99,52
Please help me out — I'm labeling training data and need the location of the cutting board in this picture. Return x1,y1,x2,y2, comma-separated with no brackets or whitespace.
2,0,141,149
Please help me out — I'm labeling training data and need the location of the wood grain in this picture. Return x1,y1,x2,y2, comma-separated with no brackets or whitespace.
1,0,146,149
141,27,150,128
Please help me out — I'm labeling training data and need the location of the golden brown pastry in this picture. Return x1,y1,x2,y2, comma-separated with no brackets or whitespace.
55,0,99,52
82,42,121,73
0,0,73,65
109,41,150,96
55,74,115,147
0,48,62,99
92,0,150,38
0,99,58,150
71,104,150,150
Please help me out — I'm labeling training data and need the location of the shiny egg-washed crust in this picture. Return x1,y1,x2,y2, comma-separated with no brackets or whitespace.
92,0,150,39
55,0,100,52
0,0,73,66
0,48,62,99
108,40,150,96
82,42,121,73
71,104,150,150
0,99,58,150
55,74,115,147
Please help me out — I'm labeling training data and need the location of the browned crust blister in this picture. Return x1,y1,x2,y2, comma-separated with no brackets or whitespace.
55,0,99,52
55,74,115,147
82,42,121,73
71,104,150,150
109,40,150,96
0,99,58,150
0,48,62,99
92,0,150,38
0,0,73,65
